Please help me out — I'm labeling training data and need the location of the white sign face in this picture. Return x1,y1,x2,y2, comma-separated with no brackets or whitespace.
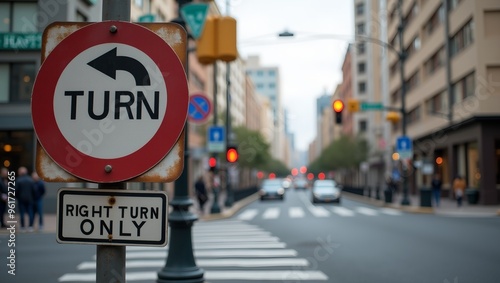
57,188,168,246
53,43,168,159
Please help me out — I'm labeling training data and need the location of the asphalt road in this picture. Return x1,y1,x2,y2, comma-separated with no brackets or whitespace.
1,188,500,283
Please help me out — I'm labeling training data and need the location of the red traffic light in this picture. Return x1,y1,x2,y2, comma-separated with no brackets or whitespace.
332,99,344,113
226,147,238,163
208,157,217,168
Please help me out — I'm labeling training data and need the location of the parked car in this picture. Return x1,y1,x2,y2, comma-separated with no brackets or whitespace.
293,178,309,190
259,179,286,200
311,179,341,204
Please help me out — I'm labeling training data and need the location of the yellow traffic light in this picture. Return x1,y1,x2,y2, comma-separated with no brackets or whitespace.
217,16,237,62
386,111,401,123
196,16,237,65
332,100,344,113
347,99,360,112
196,16,217,65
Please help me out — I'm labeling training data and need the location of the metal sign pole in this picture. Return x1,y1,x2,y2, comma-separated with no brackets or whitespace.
96,1,130,283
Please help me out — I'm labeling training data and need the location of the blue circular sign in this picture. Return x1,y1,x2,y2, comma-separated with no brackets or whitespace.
188,94,211,124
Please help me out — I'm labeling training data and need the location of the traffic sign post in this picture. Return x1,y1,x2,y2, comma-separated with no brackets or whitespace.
207,126,226,152
29,1,193,282
57,188,168,246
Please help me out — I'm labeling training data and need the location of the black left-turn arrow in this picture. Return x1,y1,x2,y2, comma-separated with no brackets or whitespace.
87,47,151,86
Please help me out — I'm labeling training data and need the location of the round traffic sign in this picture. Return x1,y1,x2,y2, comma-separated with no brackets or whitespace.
187,93,211,124
31,21,188,183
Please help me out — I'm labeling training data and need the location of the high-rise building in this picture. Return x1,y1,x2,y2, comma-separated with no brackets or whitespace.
387,0,500,204
245,55,286,163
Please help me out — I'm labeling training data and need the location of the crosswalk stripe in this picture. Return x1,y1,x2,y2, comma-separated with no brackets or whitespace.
331,206,355,217
380,207,403,216
194,242,287,249
194,236,280,243
237,208,259,220
59,270,329,281
263,207,280,219
120,249,299,259
307,206,331,217
289,207,305,218
356,207,378,216
78,258,310,270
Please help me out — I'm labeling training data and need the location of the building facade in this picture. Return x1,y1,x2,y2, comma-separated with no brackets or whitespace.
387,0,500,204
0,0,100,173
353,0,390,190
245,55,287,163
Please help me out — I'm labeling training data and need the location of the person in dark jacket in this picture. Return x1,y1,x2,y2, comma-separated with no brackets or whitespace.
194,175,208,214
0,167,8,228
16,167,36,232
431,173,442,207
32,172,46,231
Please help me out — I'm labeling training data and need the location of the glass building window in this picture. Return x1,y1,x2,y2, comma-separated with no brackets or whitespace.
358,82,366,94
356,3,365,15
1,2,37,33
452,72,475,104
450,20,474,57
358,62,366,74
0,3,9,32
0,63,36,103
359,120,367,132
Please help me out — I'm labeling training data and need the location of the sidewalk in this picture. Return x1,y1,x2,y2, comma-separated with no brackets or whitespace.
342,191,500,217
2,191,499,235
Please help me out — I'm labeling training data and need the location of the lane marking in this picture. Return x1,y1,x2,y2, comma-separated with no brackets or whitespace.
263,207,280,219
331,206,355,217
307,206,331,217
237,209,259,220
289,207,305,218
356,207,378,216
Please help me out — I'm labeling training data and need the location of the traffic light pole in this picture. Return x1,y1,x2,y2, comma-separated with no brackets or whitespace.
224,61,234,207
210,62,221,214
157,1,204,282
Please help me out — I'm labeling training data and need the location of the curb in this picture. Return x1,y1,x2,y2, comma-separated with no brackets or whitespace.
200,192,260,221
342,191,435,214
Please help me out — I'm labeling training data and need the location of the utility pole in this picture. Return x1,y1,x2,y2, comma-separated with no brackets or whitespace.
157,0,204,282
397,0,410,206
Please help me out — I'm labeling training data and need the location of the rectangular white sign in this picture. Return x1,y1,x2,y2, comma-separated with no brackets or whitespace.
57,188,168,246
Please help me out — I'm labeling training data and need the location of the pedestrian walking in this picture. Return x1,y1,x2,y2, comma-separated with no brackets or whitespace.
32,172,46,231
431,173,442,207
15,167,36,232
194,175,208,214
453,175,466,207
0,167,8,228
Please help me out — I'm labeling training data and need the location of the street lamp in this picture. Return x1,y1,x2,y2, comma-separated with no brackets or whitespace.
276,0,410,205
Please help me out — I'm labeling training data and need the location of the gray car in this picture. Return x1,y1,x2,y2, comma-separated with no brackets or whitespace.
259,179,285,200
311,179,341,204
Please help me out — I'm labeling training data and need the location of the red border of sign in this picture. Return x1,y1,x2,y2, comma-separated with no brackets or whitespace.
188,93,212,124
31,21,188,183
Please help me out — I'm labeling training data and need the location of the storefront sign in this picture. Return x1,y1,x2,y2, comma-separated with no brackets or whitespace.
0,33,42,50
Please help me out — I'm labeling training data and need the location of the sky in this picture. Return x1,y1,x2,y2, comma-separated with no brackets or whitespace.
216,0,354,151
